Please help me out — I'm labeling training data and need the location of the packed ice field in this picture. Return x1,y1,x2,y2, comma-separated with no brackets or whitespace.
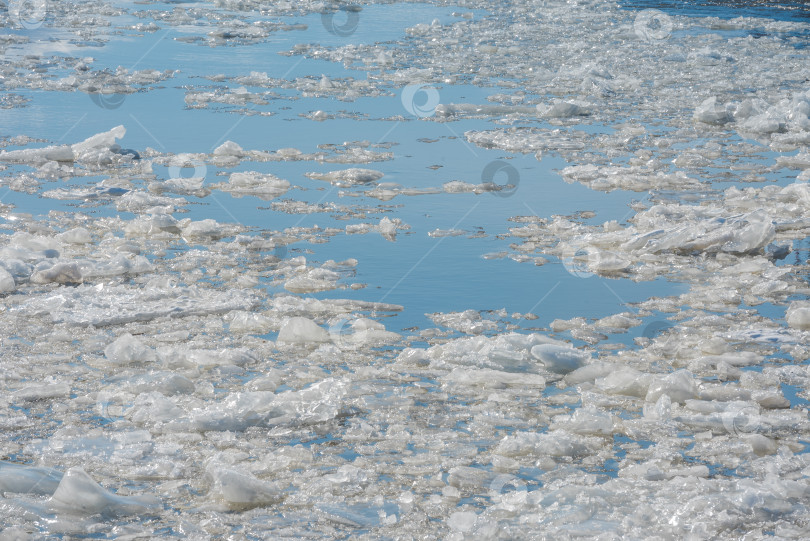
2,0,810,538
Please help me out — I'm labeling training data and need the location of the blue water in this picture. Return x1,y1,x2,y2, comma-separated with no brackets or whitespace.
0,1,695,343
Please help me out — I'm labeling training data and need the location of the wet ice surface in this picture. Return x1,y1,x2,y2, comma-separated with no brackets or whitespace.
2,0,810,539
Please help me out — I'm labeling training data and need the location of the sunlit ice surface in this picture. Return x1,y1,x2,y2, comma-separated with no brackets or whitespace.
1,0,810,538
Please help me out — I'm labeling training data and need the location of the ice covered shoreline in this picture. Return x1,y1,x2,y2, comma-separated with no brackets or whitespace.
2,0,810,538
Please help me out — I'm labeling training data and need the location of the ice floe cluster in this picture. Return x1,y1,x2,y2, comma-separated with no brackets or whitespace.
2,0,810,538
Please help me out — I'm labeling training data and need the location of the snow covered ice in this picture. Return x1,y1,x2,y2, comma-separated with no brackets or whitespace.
2,0,810,538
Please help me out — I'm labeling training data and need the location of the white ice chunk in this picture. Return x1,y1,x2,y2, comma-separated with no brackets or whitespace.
694,97,731,124
645,370,699,404
13,380,70,402
0,461,62,495
0,266,15,293
530,344,590,374
786,301,810,330
495,430,600,458
205,463,282,510
104,333,158,364
29,262,82,285
56,227,92,244
306,168,384,186
213,141,245,157
596,367,653,397
277,317,330,344
48,467,160,516
217,171,290,199
442,367,545,388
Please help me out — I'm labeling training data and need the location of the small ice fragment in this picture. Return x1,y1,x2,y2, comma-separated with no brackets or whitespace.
13,381,70,402
277,317,330,343
539,100,590,118
645,369,698,404
786,301,810,330
205,464,283,510
104,333,158,364
56,227,92,244
694,97,731,124
29,262,82,285
448,511,478,532
378,217,397,242
306,168,384,186
530,343,589,374
0,267,15,293
213,141,244,157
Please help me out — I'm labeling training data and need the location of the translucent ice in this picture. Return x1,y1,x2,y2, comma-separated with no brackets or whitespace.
104,333,158,364
0,461,62,495
277,317,330,344
48,468,160,516
205,463,282,510
530,343,590,374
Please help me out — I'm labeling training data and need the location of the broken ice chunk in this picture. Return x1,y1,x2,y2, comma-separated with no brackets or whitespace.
104,333,158,364
306,168,384,186
205,464,282,510
0,267,15,293
530,344,590,374
48,467,160,516
29,261,82,285
0,461,63,495
645,370,698,404
277,317,330,344
786,301,810,330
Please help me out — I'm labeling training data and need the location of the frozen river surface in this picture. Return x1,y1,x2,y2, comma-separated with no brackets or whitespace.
2,0,810,538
